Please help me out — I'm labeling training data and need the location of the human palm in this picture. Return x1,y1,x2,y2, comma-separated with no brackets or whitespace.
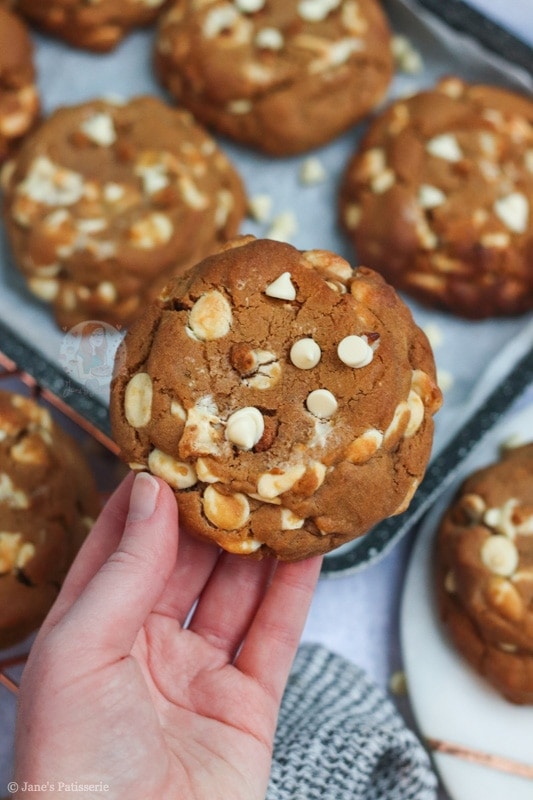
14,473,322,800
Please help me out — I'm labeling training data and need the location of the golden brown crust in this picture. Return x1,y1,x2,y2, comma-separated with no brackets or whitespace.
154,0,393,156
340,77,533,319
110,235,441,560
436,443,533,704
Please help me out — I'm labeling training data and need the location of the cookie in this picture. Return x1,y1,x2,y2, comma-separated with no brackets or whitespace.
0,390,100,649
436,443,533,704
154,0,393,156
0,7,39,162
1,95,246,329
15,0,170,52
340,77,533,319
110,235,442,561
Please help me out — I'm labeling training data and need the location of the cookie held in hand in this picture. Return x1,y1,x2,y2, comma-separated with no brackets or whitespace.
0,390,100,649
110,236,441,560
436,443,533,704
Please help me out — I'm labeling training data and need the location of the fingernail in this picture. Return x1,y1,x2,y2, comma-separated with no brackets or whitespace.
128,472,160,522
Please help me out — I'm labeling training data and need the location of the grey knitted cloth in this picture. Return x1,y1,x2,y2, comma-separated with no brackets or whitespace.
267,644,437,800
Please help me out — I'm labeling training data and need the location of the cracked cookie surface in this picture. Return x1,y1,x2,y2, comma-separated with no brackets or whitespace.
0,7,39,163
436,443,533,704
16,0,170,52
110,236,442,560
1,94,246,329
0,390,100,649
340,77,533,318
154,0,393,156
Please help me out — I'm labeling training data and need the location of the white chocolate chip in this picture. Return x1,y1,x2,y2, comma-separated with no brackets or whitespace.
299,156,326,185
280,508,305,530
306,389,338,419
202,485,250,530
170,400,187,421
290,338,321,369
257,464,306,499
255,27,284,50
247,193,272,222
227,99,253,114
265,272,296,301
18,156,85,206
129,212,173,248
235,0,265,12
298,0,340,22
148,449,197,489
28,277,59,301
0,473,29,509
266,211,298,243
0,532,35,573
494,192,529,234
124,372,153,428
80,112,116,146
345,428,383,464
188,291,232,340
418,184,446,209
225,407,264,450
481,535,519,577
426,134,463,162
337,335,373,368
203,5,239,37
195,458,221,484
404,389,425,438
371,169,395,194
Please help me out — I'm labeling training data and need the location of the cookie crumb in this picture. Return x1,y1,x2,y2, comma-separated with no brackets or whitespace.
389,670,408,696
299,156,326,185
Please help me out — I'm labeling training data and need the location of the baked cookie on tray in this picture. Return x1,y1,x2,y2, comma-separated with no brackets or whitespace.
436,443,533,704
0,390,100,649
154,0,393,156
340,76,533,319
110,235,442,561
0,7,39,162
15,0,170,52
1,95,246,329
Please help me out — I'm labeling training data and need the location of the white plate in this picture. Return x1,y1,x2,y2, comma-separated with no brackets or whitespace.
401,397,533,800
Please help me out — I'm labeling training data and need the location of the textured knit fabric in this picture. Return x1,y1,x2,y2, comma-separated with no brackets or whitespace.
267,644,437,800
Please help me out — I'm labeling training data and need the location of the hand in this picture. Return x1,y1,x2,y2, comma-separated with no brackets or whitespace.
14,473,322,799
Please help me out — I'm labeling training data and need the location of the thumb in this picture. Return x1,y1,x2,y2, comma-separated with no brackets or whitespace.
59,472,179,658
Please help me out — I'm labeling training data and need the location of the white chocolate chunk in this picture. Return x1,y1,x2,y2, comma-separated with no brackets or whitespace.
18,156,85,206
345,428,383,464
225,407,264,450
306,389,338,419
404,389,425,438
493,192,529,234
188,291,232,340
481,535,519,577
418,184,446,209
170,400,187,421
148,449,197,489
129,212,173,248
298,0,341,22
426,134,463,162
204,5,239,38
28,277,59,301
265,272,296,301
0,473,29,509
299,156,326,185
257,464,306,499
337,335,373,368
255,27,284,50
202,486,250,530
0,532,35,573
235,0,265,11
290,338,321,369
124,372,153,428
247,193,272,222
280,508,305,530
80,112,116,146
266,212,297,243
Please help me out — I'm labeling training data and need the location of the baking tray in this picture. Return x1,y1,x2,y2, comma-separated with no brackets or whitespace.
0,0,532,577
